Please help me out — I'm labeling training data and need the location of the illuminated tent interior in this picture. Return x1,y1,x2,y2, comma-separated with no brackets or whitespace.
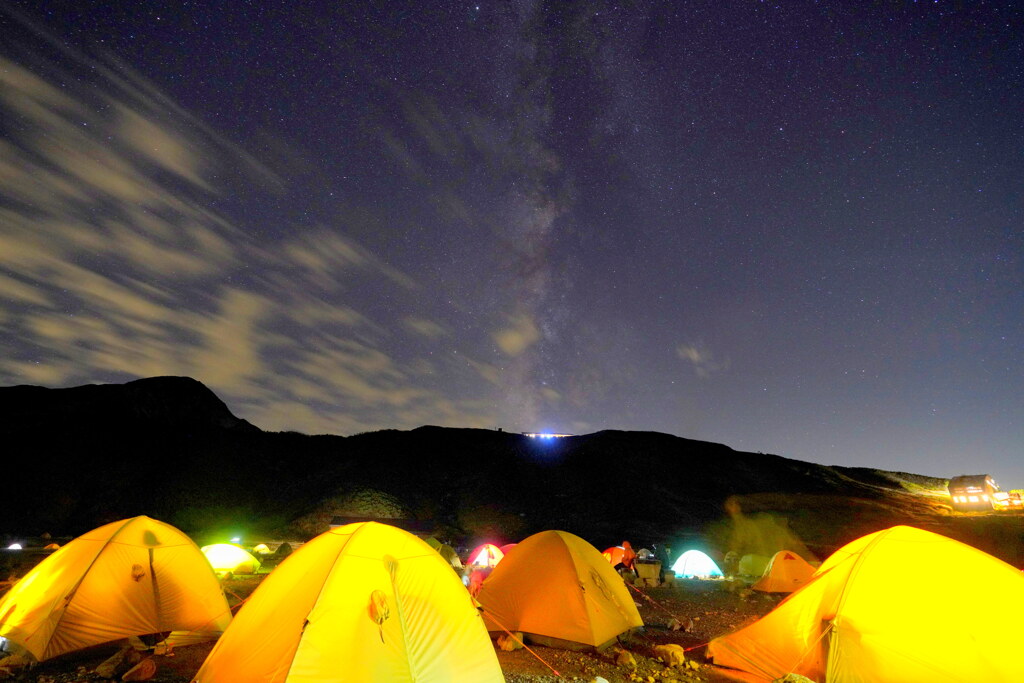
0,516,232,662
467,543,504,568
200,543,261,575
751,550,816,593
476,530,644,650
194,522,503,683
708,526,1024,682
671,550,724,578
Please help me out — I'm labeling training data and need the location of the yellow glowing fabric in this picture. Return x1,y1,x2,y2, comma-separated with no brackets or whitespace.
751,551,816,593
708,525,1024,682
193,522,503,683
0,516,232,662
476,530,644,648
200,544,261,574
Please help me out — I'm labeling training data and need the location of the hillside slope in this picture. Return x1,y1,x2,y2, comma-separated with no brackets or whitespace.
2,377,1020,565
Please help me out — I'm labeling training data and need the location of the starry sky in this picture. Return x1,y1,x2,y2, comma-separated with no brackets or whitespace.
2,2,1022,486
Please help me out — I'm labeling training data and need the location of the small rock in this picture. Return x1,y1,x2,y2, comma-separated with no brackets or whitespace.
96,647,132,679
653,644,686,667
122,658,157,681
615,648,636,668
496,632,524,651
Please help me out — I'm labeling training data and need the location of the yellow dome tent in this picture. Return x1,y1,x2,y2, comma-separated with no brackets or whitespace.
0,516,231,662
751,550,816,593
425,537,463,570
708,525,1024,682
194,521,503,683
476,530,643,650
200,543,261,575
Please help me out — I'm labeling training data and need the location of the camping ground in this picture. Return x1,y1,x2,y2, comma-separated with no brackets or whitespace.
1,574,781,683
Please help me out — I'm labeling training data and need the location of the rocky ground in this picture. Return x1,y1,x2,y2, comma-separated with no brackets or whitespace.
1,575,782,683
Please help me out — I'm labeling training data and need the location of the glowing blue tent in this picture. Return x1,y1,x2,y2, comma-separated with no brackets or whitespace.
672,550,724,578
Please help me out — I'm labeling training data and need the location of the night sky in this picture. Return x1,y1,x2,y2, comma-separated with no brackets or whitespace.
2,2,1022,486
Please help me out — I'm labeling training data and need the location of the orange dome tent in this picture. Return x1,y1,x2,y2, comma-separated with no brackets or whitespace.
751,550,816,593
194,522,503,683
602,541,637,570
477,530,643,650
602,545,626,566
708,526,1024,682
0,516,231,662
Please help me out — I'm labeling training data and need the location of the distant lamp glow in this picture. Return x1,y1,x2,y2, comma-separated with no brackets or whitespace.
230,537,241,544
6,543,22,550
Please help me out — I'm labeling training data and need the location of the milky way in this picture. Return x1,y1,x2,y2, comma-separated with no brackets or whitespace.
2,2,1022,486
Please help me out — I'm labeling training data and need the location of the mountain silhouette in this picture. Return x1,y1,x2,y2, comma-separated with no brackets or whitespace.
2,377,1020,565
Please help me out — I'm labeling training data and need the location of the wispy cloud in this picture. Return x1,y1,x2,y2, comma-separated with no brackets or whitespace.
492,312,541,357
0,32,501,436
677,343,729,379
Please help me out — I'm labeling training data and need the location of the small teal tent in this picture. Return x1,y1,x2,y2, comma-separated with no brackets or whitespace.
672,550,724,578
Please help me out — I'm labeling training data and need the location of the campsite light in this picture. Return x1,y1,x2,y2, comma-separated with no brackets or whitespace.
6,543,21,550
968,496,979,503
230,537,241,544
981,495,989,502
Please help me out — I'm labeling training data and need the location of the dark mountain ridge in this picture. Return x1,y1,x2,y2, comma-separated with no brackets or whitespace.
3,377,1021,565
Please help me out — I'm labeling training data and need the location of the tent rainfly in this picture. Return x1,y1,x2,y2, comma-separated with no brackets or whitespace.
738,553,771,577
671,550,724,578
467,543,504,568
201,543,261,575
708,525,1024,682
0,516,231,662
194,522,503,683
425,537,463,570
751,550,816,593
477,530,644,650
